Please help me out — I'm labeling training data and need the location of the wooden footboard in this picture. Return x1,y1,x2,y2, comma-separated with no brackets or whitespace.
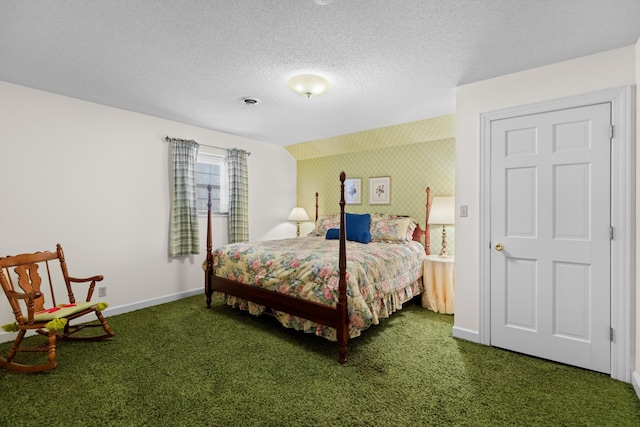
205,172,350,363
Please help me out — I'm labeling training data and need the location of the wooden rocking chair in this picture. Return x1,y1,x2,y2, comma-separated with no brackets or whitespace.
0,244,114,372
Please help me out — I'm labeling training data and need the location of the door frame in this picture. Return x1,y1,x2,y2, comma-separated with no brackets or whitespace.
478,86,633,382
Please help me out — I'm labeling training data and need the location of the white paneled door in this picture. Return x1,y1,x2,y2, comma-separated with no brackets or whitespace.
490,103,611,374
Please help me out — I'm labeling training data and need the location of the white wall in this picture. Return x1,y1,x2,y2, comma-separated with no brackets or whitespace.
455,44,637,378
0,81,297,340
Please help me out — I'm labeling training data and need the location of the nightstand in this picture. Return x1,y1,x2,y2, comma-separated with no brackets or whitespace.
421,255,455,314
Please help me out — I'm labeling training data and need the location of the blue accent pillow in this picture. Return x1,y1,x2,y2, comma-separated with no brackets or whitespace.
326,227,371,243
346,213,371,244
325,228,339,239
325,214,372,243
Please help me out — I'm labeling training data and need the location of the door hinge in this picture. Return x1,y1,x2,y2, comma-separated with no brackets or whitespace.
610,125,614,139
610,327,614,342
609,226,614,240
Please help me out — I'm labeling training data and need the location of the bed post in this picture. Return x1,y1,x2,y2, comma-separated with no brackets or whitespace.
315,192,319,221
337,172,348,364
425,187,431,256
205,184,214,308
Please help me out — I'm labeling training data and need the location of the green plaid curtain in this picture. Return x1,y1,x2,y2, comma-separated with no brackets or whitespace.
169,138,200,256
228,148,249,243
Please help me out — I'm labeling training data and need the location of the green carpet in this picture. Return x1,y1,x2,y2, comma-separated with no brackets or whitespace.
1,295,639,426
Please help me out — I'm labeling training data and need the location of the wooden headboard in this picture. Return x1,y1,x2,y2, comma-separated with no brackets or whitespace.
309,187,431,255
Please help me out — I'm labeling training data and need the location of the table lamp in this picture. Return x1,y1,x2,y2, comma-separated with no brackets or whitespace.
428,197,455,257
288,207,309,238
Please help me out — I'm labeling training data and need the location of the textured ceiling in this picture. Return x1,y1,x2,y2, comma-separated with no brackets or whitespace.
1,1,639,146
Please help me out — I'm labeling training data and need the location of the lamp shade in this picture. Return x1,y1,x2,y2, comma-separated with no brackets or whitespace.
288,207,310,222
429,197,455,225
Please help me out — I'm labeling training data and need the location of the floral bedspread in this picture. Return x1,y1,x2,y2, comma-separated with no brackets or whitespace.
211,237,426,340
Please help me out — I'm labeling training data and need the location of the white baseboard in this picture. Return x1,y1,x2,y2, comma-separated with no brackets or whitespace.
632,371,640,401
102,288,203,317
452,325,480,343
0,288,203,344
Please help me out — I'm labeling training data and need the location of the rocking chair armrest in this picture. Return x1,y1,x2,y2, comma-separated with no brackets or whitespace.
5,289,42,300
68,275,104,284
5,290,41,323
67,275,105,303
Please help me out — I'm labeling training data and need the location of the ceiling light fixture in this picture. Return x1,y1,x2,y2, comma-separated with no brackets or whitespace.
288,74,330,99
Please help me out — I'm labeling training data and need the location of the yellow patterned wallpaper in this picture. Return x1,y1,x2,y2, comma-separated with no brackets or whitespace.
286,114,456,161
291,114,456,254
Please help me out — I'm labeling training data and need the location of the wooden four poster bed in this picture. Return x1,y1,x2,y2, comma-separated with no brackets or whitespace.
204,172,431,363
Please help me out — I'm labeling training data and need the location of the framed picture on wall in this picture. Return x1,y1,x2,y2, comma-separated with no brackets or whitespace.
369,176,391,205
344,178,362,204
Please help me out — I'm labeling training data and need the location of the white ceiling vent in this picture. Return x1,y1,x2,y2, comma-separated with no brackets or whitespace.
243,98,260,106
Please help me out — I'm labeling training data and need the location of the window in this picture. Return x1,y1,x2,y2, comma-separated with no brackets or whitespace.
196,148,228,215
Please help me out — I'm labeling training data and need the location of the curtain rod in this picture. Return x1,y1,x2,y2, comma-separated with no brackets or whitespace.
164,136,251,156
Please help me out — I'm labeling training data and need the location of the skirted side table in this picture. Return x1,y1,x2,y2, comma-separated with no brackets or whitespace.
421,255,455,314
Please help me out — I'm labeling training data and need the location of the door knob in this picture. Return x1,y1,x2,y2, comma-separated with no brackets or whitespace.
494,243,503,251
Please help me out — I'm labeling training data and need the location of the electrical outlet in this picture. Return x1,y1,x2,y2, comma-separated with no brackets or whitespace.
98,286,107,297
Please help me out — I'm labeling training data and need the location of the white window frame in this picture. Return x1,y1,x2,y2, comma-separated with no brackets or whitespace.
196,147,229,215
